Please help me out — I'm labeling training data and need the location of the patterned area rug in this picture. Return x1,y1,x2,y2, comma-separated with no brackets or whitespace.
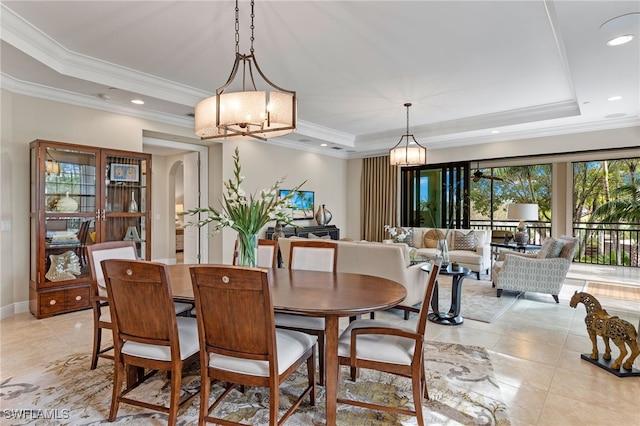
435,277,521,323
1,342,510,425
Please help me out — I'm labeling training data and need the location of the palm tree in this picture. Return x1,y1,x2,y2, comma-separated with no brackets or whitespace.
590,184,640,266
591,184,640,224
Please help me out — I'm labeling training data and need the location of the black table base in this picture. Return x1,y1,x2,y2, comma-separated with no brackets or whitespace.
429,273,467,325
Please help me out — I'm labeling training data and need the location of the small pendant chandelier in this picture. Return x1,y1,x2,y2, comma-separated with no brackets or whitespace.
389,103,427,166
195,0,296,141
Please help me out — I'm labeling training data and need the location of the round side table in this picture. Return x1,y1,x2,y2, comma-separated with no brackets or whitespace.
421,263,471,325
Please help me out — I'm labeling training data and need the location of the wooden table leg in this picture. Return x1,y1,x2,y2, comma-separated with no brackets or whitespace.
324,315,339,426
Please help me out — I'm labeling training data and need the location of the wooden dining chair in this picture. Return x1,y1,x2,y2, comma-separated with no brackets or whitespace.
189,265,316,425
101,259,200,425
86,241,192,370
74,219,91,266
336,259,441,426
232,238,278,268
274,239,338,385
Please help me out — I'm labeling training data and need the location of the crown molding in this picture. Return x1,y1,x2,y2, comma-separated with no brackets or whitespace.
1,3,206,106
1,72,194,128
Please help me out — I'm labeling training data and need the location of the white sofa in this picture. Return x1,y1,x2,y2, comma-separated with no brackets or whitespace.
411,228,493,279
277,237,427,319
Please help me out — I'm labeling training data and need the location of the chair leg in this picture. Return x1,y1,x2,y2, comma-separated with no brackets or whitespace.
199,376,212,426
552,294,559,303
476,271,481,280
269,380,279,426
422,363,429,401
307,348,316,405
412,370,425,426
167,367,182,426
318,332,326,386
109,358,124,422
497,289,503,298
91,319,102,370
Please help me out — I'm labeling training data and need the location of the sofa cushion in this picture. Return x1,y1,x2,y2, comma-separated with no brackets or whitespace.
454,230,476,251
423,229,444,248
448,250,483,266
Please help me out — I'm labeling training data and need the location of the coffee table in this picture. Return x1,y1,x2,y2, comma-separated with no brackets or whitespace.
421,263,471,325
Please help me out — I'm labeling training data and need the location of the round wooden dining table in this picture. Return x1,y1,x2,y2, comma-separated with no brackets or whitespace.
168,264,407,426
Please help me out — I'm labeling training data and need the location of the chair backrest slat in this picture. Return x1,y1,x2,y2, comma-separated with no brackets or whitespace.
289,240,338,272
190,266,275,361
416,259,441,335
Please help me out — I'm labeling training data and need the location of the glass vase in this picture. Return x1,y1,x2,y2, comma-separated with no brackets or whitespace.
237,233,258,267
437,239,450,267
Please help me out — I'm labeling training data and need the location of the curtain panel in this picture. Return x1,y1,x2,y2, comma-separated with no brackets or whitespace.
361,156,398,242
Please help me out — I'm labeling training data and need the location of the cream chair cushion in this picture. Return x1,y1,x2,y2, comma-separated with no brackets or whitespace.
338,320,415,365
210,329,317,376
121,317,199,361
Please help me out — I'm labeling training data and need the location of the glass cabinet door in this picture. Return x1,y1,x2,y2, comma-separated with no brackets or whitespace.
36,144,99,285
100,152,150,259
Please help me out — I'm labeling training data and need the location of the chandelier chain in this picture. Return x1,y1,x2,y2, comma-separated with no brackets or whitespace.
234,0,240,54
250,0,255,54
406,105,410,135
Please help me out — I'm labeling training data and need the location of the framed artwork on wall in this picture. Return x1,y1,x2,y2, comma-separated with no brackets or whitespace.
110,163,139,182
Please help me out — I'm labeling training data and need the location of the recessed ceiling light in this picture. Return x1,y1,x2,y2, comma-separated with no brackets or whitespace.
320,143,328,147
131,99,145,105
491,130,500,134
607,95,623,101
607,34,634,46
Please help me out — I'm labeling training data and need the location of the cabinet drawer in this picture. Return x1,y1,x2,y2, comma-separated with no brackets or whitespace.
39,289,69,316
66,286,91,311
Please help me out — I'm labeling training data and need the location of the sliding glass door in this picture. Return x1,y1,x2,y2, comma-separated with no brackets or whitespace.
400,162,470,229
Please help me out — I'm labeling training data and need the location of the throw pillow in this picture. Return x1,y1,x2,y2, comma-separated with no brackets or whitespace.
398,227,414,247
558,235,578,259
454,231,476,251
423,229,445,248
547,239,565,257
309,232,331,240
537,237,554,258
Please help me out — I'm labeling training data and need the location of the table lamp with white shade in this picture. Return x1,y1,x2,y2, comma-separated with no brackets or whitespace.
506,203,538,245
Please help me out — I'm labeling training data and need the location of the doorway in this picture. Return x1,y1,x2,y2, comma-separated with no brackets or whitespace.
143,136,209,264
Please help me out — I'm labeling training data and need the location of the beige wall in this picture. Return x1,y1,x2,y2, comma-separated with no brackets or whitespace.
1,90,638,317
0,91,349,316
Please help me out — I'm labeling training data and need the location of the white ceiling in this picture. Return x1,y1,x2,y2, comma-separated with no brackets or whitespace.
1,1,638,158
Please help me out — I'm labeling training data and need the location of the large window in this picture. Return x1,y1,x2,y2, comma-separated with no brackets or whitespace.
469,164,552,243
572,158,639,266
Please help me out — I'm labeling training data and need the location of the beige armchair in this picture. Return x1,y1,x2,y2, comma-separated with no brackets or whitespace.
491,235,579,303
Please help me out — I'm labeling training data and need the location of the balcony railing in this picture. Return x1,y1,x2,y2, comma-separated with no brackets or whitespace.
470,220,639,268
470,220,551,245
572,222,639,267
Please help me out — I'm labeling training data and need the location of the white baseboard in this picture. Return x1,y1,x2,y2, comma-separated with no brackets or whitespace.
0,300,29,320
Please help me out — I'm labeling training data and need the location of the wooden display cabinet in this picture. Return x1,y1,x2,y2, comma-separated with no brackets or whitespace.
29,140,151,318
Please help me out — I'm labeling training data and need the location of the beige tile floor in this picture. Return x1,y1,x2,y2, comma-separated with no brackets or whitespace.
1,264,639,426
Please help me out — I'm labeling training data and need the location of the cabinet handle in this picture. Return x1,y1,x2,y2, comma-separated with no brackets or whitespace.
75,295,82,301
49,299,56,305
